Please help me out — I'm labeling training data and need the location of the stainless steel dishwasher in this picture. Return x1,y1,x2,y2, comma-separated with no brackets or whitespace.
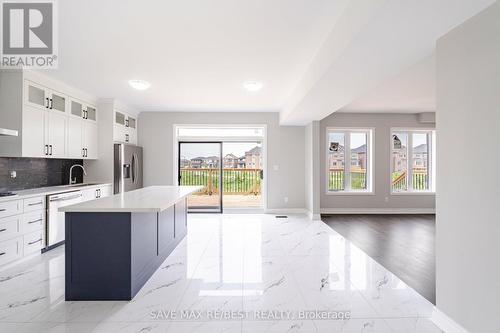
47,191,83,249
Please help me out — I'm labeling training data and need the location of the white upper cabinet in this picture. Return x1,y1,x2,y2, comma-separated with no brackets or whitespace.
114,110,138,144
67,97,98,159
4,76,99,159
21,105,46,157
67,116,84,158
46,110,67,158
83,121,98,159
25,81,49,110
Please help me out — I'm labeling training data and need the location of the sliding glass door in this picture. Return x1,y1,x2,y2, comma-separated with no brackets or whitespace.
178,142,222,213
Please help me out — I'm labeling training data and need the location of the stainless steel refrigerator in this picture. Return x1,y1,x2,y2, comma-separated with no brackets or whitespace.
114,143,143,194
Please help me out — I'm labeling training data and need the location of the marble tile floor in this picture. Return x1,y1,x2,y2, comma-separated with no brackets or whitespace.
0,214,443,333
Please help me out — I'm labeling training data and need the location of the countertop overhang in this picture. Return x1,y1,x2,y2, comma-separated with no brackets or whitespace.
59,186,202,213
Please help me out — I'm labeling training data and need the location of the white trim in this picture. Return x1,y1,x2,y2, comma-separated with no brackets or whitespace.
390,128,436,194
325,127,375,195
326,191,376,196
320,208,435,214
223,208,264,214
307,211,322,220
173,124,268,210
391,191,435,196
432,308,469,333
265,208,308,215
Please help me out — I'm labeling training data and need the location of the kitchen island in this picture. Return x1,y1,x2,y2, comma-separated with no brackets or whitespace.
60,186,201,301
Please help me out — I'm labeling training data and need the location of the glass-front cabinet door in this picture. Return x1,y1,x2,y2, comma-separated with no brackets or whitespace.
25,81,48,109
86,106,97,121
49,91,67,113
71,100,83,118
115,111,125,126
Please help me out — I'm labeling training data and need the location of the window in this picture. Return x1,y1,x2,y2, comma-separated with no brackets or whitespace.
391,129,436,193
327,128,373,193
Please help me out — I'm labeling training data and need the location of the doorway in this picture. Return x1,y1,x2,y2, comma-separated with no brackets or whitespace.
176,126,266,213
178,142,222,213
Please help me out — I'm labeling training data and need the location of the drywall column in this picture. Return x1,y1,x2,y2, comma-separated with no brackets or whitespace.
305,121,320,220
436,2,500,332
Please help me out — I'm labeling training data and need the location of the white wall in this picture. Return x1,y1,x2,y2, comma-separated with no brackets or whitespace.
305,121,321,219
138,112,305,210
320,112,435,212
436,2,500,331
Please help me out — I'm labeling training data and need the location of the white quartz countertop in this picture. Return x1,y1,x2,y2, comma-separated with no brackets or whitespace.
59,186,202,213
0,183,112,203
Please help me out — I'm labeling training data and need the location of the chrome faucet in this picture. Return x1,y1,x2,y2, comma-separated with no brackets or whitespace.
69,164,87,185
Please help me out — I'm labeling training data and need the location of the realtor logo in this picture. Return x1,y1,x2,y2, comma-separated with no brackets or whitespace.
1,0,57,68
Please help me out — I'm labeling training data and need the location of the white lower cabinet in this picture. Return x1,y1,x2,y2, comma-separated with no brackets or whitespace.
0,196,45,266
82,185,112,201
0,237,23,266
0,187,111,267
23,230,44,255
0,216,21,242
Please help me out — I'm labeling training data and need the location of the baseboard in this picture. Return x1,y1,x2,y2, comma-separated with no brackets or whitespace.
320,208,436,214
306,211,322,220
265,208,308,215
432,308,469,333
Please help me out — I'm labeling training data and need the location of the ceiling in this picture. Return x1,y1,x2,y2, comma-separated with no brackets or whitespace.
44,0,349,112
341,54,436,113
42,0,495,123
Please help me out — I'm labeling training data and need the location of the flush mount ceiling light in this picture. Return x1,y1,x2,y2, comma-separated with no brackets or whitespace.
243,81,263,92
128,79,151,91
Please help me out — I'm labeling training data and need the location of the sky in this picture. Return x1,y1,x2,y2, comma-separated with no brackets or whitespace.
180,142,261,160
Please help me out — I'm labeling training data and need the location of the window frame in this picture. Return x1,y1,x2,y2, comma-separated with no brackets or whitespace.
390,128,436,195
325,127,374,195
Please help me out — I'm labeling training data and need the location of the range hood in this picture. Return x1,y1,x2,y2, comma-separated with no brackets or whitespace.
0,128,18,136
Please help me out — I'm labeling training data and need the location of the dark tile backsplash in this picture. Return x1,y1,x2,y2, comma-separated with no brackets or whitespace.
0,157,84,191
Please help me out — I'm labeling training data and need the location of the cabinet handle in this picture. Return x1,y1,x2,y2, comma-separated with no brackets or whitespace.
125,134,129,142
85,148,88,157
0,209,5,212
28,238,42,245
125,118,129,127
49,98,53,109
45,97,49,108
98,189,101,197
45,144,49,155
49,145,53,155
0,228,7,232
28,218,43,224
28,201,43,206
0,252,5,256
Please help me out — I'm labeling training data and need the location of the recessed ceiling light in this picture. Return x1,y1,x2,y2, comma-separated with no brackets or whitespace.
128,79,151,91
243,81,263,92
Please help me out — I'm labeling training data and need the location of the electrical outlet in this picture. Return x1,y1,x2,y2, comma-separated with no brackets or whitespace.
284,196,289,203
10,170,16,178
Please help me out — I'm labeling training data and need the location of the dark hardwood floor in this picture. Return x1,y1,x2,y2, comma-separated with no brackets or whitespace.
322,214,435,304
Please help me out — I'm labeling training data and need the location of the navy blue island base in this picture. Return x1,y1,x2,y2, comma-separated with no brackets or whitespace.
65,198,187,301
